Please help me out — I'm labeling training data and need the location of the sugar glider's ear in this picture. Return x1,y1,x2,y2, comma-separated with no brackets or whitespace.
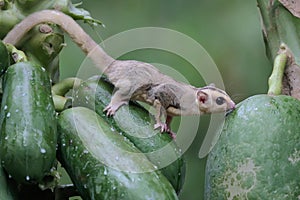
197,90,208,104
209,83,215,87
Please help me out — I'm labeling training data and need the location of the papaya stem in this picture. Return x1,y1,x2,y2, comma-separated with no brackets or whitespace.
52,77,83,96
5,43,27,63
257,0,300,99
52,94,72,112
268,45,288,95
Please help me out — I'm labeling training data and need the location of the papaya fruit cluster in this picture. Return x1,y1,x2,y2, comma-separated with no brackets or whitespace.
0,2,185,200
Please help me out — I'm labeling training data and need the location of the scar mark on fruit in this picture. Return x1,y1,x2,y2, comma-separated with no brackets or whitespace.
288,148,300,165
222,158,260,200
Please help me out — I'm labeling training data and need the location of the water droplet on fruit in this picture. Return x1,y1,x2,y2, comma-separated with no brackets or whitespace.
103,169,107,175
8,174,12,179
83,150,89,154
40,148,46,154
25,176,30,181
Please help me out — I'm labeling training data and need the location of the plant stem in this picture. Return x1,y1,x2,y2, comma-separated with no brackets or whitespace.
257,0,300,99
52,77,83,96
5,43,27,63
52,94,72,112
268,46,288,95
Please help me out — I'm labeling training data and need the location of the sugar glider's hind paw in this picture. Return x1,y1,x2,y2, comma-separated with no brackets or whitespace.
167,131,176,139
154,122,176,139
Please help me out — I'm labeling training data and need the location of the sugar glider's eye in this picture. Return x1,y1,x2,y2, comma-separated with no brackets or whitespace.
216,97,225,105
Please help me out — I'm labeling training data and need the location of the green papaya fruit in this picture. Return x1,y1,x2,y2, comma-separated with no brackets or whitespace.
72,76,186,193
57,107,178,200
0,62,57,184
205,95,300,199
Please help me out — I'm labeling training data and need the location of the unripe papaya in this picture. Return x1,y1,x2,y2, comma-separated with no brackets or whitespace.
205,95,300,199
0,62,57,184
72,76,186,193
57,107,178,200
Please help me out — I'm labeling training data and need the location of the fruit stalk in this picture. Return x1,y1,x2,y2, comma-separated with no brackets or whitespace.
51,77,82,96
19,23,64,83
5,43,28,63
257,0,300,99
267,46,288,95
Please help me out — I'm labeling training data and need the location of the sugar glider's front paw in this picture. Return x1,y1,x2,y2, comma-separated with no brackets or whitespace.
103,101,128,116
103,104,116,116
154,122,168,132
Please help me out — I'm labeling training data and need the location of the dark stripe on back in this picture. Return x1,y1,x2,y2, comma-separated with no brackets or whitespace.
200,86,227,96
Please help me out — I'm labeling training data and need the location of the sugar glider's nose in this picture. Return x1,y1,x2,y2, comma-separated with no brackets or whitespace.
229,100,236,110
226,100,236,116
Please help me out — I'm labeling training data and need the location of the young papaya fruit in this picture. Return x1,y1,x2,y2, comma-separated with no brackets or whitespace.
205,95,300,199
72,76,186,193
0,62,57,184
57,107,178,200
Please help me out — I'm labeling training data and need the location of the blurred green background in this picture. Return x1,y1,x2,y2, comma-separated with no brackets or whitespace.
60,0,271,199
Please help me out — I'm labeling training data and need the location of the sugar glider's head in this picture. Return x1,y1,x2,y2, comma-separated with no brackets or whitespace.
196,85,235,114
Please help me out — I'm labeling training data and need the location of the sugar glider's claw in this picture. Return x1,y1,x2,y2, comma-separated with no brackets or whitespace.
103,101,129,116
154,122,168,132
103,105,116,116
168,131,176,139
154,122,176,139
